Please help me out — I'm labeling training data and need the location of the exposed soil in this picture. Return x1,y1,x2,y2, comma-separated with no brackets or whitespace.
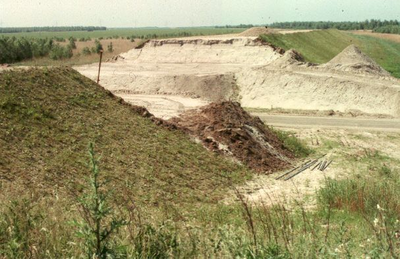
234,127,400,207
76,31,400,118
322,45,391,76
239,27,279,37
169,102,295,173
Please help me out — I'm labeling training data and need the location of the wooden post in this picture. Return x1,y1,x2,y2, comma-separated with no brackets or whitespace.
97,50,103,84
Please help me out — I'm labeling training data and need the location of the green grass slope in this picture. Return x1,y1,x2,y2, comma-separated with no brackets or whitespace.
0,67,250,206
261,29,400,78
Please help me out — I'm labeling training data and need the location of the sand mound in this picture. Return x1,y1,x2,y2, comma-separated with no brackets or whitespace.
169,102,294,173
271,49,308,68
239,27,278,37
324,45,390,76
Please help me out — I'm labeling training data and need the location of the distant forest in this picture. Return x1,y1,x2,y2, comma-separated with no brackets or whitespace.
270,20,400,31
0,26,107,33
215,20,400,34
215,24,255,29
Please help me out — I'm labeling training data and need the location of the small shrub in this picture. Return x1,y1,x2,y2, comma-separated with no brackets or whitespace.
68,37,77,49
107,42,113,53
82,47,91,55
72,144,128,258
49,44,73,60
93,40,103,54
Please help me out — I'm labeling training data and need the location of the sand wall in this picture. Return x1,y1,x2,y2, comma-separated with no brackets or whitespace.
76,37,400,118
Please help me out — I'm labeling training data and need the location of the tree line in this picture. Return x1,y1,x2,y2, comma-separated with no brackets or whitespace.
270,20,400,30
215,24,255,28
0,36,114,64
0,26,107,34
0,37,74,63
373,25,400,34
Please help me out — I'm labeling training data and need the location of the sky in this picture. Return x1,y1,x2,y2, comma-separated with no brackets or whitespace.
0,0,399,28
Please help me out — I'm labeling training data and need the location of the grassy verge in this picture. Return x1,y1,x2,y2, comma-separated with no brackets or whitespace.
260,29,400,78
270,127,313,158
1,159,399,257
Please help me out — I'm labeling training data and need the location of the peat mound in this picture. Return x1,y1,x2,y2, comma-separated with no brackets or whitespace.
169,102,294,173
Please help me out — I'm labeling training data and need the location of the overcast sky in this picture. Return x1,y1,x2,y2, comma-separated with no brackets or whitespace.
1,0,399,27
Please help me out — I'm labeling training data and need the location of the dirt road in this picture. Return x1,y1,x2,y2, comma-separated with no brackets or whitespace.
253,113,400,132
349,30,400,44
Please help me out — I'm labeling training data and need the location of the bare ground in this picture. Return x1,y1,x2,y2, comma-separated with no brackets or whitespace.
76,35,400,118
349,30,400,44
231,127,400,207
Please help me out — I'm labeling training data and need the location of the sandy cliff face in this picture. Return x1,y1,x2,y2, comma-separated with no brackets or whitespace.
76,36,400,118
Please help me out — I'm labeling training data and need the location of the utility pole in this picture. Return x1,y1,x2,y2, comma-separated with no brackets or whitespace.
97,50,103,84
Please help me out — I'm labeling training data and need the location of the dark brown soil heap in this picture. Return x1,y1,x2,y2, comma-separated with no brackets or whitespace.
169,102,294,173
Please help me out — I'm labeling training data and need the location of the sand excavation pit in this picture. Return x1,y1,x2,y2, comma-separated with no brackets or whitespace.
168,102,295,173
76,29,400,118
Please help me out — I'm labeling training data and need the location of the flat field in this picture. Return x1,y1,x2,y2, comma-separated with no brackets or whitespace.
0,27,246,39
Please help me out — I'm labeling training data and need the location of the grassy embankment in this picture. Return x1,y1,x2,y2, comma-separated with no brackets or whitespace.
1,68,400,257
261,29,400,78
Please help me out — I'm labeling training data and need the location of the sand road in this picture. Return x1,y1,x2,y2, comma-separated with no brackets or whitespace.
254,114,400,132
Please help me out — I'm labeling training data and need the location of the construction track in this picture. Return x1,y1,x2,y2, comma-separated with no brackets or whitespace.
254,114,400,132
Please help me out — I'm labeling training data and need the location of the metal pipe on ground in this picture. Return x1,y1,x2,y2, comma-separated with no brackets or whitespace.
322,160,332,171
275,166,300,180
311,161,321,171
284,159,318,181
319,161,326,170
275,159,313,180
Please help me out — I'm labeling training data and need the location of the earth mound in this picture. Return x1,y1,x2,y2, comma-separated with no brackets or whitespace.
239,27,278,37
169,102,294,173
271,49,309,68
0,68,252,203
324,45,391,76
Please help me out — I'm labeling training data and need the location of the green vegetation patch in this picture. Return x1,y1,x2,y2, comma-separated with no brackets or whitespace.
271,127,313,157
0,67,251,206
0,27,246,40
260,29,400,78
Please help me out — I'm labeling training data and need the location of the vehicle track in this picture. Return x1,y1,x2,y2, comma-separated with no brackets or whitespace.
252,113,400,132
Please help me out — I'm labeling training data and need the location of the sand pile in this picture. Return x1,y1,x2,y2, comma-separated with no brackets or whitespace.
169,102,294,173
239,27,278,37
323,45,391,76
271,49,309,68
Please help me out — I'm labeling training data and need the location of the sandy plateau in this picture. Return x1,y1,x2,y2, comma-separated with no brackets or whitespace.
76,27,400,119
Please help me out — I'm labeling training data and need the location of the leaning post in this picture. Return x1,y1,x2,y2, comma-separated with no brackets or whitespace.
97,50,103,84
